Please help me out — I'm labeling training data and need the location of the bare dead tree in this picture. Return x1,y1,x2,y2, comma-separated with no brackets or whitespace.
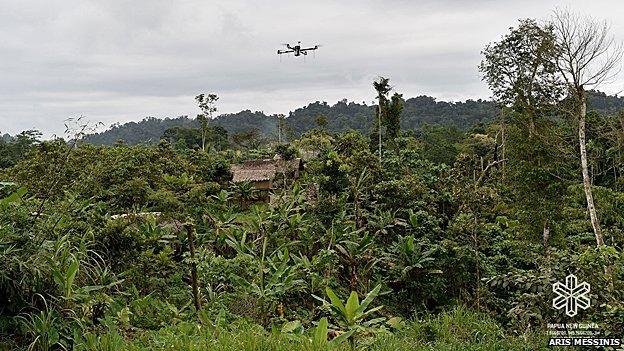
551,9,623,249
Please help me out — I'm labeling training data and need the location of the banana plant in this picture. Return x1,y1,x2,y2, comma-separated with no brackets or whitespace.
368,209,407,238
231,181,256,208
389,235,442,281
225,229,255,258
313,284,387,349
346,167,370,229
201,209,236,247
209,189,233,212
292,251,335,298
0,186,27,210
335,232,380,291
312,317,354,349
230,237,303,324
275,317,353,349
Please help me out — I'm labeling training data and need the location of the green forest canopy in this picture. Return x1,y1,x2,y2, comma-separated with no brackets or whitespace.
79,91,624,146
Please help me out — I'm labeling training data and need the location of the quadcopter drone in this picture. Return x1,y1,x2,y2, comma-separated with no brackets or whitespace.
277,41,319,57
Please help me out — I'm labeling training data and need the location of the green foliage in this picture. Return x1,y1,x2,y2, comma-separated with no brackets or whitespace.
371,77,404,150
315,114,328,129
73,327,125,351
480,19,563,111
17,297,62,351
59,310,547,350
417,124,463,165
0,186,27,210
79,90,624,147
315,284,393,348
274,143,298,161
0,130,41,168
3,76,624,350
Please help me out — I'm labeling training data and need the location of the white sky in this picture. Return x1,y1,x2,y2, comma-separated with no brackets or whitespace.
1,0,623,137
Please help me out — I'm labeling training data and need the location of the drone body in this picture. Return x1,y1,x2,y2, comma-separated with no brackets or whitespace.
277,41,319,56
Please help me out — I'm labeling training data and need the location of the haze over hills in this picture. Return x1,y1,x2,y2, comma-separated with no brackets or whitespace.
81,91,624,145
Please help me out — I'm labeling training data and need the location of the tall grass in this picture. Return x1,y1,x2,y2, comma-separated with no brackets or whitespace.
369,307,548,351
74,308,553,351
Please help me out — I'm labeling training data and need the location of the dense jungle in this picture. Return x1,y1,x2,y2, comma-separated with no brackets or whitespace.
1,11,623,351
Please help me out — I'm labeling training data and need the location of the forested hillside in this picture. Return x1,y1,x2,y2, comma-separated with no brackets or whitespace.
83,91,624,146
83,95,501,145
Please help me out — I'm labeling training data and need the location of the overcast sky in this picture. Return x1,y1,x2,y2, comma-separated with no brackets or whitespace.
2,0,623,137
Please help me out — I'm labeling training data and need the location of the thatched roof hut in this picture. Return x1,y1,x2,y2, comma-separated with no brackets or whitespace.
230,157,304,190
231,159,277,189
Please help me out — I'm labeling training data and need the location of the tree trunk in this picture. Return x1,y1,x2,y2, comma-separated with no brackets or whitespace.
578,87,605,247
578,88,613,288
500,109,506,175
378,104,382,162
543,222,550,261
472,217,481,310
542,222,553,277
185,224,201,311
354,191,362,229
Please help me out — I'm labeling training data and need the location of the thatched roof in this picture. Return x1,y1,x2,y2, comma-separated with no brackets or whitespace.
231,159,276,182
231,157,304,183
275,157,304,174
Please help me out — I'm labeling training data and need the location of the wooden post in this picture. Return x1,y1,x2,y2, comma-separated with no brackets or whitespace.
185,224,201,311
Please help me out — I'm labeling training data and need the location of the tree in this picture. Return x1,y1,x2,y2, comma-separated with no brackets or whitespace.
418,124,462,165
0,130,41,168
480,19,564,255
232,129,262,150
274,143,298,161
480,19,563,133
315,114,328,130
372,77,404,158
277,114,286,143
504,112,570,262
386,92,404,140
373,77,391,161
196,114,210,151
551,9,623,248
162,126,201,149
210,125,229,151
195,93,219,151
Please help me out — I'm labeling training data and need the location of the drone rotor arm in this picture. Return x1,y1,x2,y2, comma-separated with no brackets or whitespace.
277,43,319,56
